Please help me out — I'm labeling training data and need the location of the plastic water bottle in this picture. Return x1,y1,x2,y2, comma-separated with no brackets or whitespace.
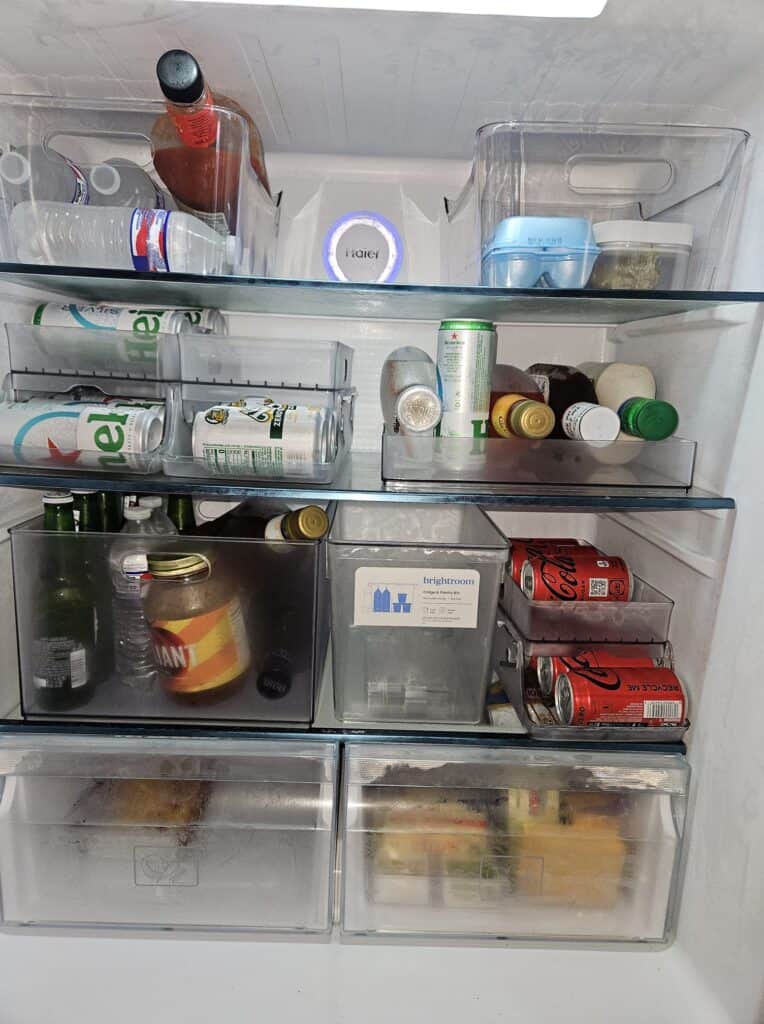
89,158,173,210
109,505,158,690
138,495,177,534
0,144,89,205
10,201,236,273
380,346,442,435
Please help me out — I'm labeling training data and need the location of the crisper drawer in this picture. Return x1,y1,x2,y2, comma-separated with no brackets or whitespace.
0,733,338,933
341,743,688,944
11,513,330,725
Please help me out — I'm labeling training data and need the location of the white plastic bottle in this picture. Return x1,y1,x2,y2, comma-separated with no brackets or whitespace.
380,346,442,435
0,145,89,205
89,159,172,210
138,495,177,535
10,201,235,274
109,505,158,690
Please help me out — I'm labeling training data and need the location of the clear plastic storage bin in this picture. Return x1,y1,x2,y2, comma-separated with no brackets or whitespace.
328,503,508,724
493,617,688,743
0,94,278,276
0,323,180,475
381,433,697,489
448,121,748,289
341,742,688,943
11,510,331,724
163,335,355,484
0,732,338,933
502,576,674,643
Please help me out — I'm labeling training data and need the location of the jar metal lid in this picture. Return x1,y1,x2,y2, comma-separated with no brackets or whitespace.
148,552,208,578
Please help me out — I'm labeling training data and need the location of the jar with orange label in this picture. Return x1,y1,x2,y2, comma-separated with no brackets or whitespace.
143,551,250,703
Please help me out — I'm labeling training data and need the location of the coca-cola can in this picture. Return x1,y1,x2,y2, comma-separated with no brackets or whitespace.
509,538,593,584
521,551,632,602
536,649,657,697
555,667,687,726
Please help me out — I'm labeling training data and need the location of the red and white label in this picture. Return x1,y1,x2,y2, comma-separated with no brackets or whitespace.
171,94,219,148
130,209,171,273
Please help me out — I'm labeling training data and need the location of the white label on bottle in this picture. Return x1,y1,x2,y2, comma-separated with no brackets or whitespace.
175,198,230,237
69,647,88,688
529,374,550,403
561,401,596,439
353,566,480,629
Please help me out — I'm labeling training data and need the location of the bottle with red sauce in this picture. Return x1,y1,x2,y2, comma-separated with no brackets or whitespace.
152,49,270,236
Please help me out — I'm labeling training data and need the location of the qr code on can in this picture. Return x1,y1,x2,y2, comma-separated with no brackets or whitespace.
588,578,608,598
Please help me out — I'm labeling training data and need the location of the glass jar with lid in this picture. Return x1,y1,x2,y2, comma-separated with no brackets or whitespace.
142,549,250,703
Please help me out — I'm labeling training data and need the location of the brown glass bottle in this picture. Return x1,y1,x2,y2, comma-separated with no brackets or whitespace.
152,50,270,235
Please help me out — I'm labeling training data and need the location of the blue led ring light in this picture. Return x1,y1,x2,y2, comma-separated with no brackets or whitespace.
322,210,403,284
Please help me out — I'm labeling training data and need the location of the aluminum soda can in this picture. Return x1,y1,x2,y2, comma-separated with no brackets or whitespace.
33,302,227,336
508,537,591,585
555,667,686,726
436,319,496,439
521,551,632,602
0,398,164,469
537,649,657,697
192,398,336,476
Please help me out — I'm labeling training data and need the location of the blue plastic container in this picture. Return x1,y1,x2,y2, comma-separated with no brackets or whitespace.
481,216,599,288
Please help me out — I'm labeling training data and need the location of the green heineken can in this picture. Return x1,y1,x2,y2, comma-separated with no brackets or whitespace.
436,319,496,439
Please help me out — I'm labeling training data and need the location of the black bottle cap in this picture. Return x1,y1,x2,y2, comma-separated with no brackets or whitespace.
256,664,291,700
156,50,205,105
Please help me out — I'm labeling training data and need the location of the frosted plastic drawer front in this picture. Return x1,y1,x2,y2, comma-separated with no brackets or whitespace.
503,577,673,643
328,504,508,724
11,515,329,725
0,734,338,933
341,743,688,943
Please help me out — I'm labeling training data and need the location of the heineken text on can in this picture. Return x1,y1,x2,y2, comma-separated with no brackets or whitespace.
436,319,496,438
76,405,164,468
555,667,686,726
537,649,657,697
192,399,334,476
521,551,632,602
0,399,164,469
33,302,226,337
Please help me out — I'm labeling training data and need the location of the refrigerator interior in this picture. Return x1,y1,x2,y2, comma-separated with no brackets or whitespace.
0,0,761,1021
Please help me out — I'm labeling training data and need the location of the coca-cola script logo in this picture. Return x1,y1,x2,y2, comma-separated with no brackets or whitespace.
537,552,582,601
562,655,621,692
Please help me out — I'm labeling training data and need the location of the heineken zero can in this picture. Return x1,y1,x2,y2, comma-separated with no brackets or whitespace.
0,398,164,469
33,302,227,336
436,319,496,438
192,398,335,476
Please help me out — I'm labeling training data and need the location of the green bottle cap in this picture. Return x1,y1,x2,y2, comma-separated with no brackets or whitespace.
620,398,679,441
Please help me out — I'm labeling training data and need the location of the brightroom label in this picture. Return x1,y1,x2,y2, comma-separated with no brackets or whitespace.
353,567,480,629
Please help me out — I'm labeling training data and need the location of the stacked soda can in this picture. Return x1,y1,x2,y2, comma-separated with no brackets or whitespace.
506,536,687,728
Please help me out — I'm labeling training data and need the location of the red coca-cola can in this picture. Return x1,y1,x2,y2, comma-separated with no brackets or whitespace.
555,666,687,726
509,538,593,584
536,649,657,697
521,551,632,602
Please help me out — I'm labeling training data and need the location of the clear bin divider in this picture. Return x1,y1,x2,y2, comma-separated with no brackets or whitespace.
5,323,180,383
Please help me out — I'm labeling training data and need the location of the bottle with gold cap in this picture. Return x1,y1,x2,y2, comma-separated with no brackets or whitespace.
263,505,329,542
491,393,556,440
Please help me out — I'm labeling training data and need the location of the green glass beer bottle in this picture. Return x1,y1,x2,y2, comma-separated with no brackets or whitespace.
97,490,124,533
73,488,112,680
167,494,195,534
31,492,97,711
